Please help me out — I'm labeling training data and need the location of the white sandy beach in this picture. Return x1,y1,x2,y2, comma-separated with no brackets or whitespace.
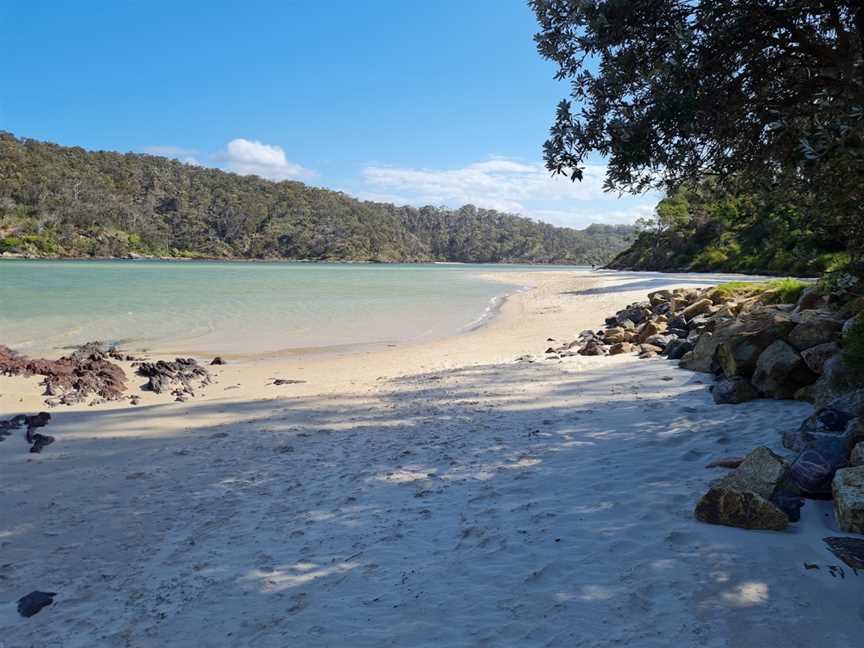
1,270,861,647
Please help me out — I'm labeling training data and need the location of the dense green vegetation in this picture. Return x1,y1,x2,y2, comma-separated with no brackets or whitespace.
606,185,849,275
0,133,634,264
531,1,863,272
712,278,809,304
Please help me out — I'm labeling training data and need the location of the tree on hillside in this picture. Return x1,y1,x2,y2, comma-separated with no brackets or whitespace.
530,0,864,254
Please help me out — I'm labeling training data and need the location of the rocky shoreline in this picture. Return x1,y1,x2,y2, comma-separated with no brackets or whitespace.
548,277,864,547
0,343,214,408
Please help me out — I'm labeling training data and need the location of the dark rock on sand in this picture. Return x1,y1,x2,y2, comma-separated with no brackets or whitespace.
137,358,211,397
210,357,226,365
17,591,56,617
665,338,693,360
0,343,127,406
29,433,55,453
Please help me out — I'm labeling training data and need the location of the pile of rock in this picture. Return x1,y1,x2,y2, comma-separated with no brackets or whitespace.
0,342,128,406
546,286,753,362
549,281,862,408
136,358,211,401
549,275,864,535
697,408,864,533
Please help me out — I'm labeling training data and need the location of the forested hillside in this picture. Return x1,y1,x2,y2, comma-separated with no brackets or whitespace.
0,133,634,264
606,184,850,276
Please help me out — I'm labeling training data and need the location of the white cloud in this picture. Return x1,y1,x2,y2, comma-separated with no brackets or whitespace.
221,138,314,181
360,158,657,228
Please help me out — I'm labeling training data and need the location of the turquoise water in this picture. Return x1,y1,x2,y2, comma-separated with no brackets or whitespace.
0,260,588,358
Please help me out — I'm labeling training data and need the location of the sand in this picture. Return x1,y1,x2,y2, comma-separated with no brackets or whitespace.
1,269,862,647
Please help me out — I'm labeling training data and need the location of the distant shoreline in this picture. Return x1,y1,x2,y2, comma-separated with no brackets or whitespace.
0,252,595,266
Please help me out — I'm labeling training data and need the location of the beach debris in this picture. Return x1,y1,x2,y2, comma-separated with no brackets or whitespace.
823,537,864,571
136,358,211,398
271,378,307,386
0,343,127,406
17,591,56,617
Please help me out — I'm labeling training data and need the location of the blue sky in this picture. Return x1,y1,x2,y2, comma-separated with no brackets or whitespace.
0,0,657,228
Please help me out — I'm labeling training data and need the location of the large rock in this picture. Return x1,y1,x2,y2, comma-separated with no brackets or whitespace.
801,342,839,375
617,305,651,325
716,447,789,499
712,377,761,404
647,289,673,306
681,298,714,321
783,407,856,452
795,286,827,312
608,342,634,355
603,329,627,344
809,356,863,408
832,466,864,533
578,340,606,356
716,336,766,378
694,447,793,530
665,338,694,360
679,309,795,374
751,340,816,399
786,417,860,499
645,333,675,350
679,331,722,373
850,442,864,467
636,321,663,343
787,310,843,351
695,487,788,531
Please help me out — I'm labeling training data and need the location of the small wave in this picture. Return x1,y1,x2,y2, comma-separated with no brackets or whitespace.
461,285,529,332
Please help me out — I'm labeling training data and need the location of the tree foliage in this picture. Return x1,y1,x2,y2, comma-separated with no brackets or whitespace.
608,183,848,275
531,0,864,252
0,133,635,264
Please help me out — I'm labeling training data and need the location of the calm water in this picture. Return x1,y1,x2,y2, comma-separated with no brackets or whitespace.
0,260,588,358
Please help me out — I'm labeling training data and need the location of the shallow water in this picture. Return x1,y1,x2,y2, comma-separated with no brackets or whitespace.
0,260,588,357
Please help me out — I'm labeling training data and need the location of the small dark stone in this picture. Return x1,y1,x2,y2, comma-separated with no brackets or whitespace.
29,433,55,453
210,357,226,365
17,591,56,617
